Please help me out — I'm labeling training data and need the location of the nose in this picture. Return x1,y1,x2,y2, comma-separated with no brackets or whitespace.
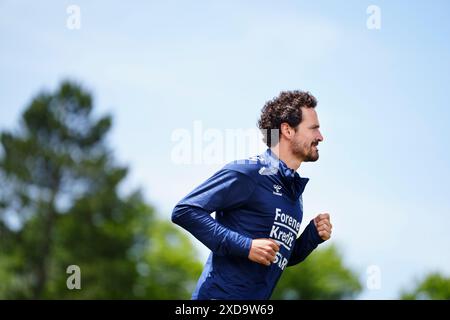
318,131,324,142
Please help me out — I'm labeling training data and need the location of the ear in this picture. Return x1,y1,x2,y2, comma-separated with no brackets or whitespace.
280,123,293,140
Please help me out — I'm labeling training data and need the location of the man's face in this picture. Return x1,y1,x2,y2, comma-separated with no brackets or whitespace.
291,108,324,162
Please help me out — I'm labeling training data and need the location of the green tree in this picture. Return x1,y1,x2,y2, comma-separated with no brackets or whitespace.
401,272,450,300
0,81,202,299
135,220,203,299
272,244,362,299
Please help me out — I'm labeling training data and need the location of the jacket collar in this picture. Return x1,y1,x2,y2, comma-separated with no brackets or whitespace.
262,149,309,198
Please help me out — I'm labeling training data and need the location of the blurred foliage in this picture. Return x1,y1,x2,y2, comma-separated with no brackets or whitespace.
0,81,202,299
272,245,362,299
401,272,450,300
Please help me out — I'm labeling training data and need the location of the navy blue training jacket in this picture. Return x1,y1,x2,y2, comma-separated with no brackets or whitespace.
171,149,324,299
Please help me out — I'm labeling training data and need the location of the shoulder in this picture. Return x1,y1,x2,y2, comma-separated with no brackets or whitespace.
222,154,276,184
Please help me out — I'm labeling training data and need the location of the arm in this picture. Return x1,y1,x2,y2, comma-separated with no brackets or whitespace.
171,169,255,257
287,213,332,266
287,220,324,267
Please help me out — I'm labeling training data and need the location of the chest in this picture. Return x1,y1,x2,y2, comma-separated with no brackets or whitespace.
240,179,304,240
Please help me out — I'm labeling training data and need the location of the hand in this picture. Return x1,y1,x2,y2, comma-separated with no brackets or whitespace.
313,213,332,241
248,238,280,266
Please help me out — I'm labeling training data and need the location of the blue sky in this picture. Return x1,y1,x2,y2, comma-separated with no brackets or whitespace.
1,0,450,299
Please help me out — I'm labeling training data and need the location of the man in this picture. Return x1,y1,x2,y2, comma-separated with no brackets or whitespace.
172,90,332,300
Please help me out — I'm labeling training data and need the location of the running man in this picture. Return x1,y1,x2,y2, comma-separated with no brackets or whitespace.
172,90,332,299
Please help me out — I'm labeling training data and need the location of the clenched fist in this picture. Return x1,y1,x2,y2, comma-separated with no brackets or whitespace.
313,213,332,241
248,238,280,266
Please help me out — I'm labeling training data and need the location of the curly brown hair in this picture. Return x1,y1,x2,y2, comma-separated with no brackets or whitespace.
257,90,317,147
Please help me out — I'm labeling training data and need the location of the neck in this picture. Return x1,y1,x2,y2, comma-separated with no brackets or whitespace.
270,144,303,171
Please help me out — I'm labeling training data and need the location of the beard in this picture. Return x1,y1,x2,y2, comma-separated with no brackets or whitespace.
292,140,319,162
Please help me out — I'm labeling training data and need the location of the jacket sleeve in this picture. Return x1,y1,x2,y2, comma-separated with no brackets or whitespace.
287,219,324,267
171,169,256,258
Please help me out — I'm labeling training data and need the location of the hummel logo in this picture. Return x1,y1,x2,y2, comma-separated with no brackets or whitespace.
273,184,282,196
